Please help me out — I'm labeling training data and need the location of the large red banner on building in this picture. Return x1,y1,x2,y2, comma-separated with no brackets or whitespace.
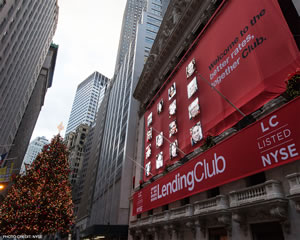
143,0,300,181
134,97,300,215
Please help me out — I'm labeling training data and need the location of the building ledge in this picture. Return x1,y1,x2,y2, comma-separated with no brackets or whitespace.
130,196,230,229
228,180,290,235
194,195,229,215
170,204,193,220
286,172,300,212
229,180,285,209
153,210,170,224
130,180,290,231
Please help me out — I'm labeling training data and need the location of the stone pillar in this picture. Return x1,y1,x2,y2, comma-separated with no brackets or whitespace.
194,220,206,240
169,224,178,240
129,229,136,240
154,230,159,240
136,230,146,240
218,213,232,238
149,227,160,240
171,229,178,240
232,212,248,237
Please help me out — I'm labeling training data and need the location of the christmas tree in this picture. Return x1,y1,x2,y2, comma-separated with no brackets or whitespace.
0,134,74,235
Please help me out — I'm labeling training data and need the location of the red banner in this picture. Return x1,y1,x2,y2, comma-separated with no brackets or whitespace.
134,98,300,215
143,0,300,181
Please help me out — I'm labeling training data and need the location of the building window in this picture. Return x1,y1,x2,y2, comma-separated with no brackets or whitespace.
208,227,228,240
162,204,168,211
180,197,190,206
251,222,284,240
147,16,161,25
145,37,154,44
207,187,220,198
147,23,159,31
151,4,162,11
150,9,161,16
246,172,266,187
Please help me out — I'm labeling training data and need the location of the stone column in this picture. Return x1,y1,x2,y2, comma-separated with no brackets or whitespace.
154,230,159,240
170,224,178,240
195,220,207,240
149,227,160,240
129,229,136,240
136,229,146,240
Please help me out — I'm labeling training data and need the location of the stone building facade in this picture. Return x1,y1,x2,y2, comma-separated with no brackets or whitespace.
129,0,300,239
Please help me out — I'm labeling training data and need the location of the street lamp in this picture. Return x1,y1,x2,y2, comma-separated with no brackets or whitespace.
0,183,6,190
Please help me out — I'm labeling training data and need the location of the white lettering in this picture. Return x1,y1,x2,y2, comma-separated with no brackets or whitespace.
204,159,207,179
194,161,204,182
257,128,292,150
187,171,194,191
284,129,291,138
180,174,187,189
279,147,289,160
167,182,172,195
288,144,299,158
261,154,271,167
269,115,279,127
151,154,227,201
206,159,215,178
157,184,162,199
270,151,279,163
260,115,279,133
162,184,167,197
215,153,226,174
260,122,269,132
261,144,298,167
172,176,178,192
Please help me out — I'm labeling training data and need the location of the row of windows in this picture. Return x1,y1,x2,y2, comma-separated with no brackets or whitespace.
146,22,160,32
145,36,155,44
0,1,56,142
147,15,161,25
151,3,162,11
146,29,157,39
150,8,161,16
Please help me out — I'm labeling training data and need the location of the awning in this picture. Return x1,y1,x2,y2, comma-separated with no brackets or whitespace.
80,224,128,239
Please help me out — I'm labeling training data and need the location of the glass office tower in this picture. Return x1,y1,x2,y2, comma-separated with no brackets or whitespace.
65,71,109,136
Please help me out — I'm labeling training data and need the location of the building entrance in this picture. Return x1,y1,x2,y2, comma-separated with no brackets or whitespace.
251,222,284,240
208,227,228,240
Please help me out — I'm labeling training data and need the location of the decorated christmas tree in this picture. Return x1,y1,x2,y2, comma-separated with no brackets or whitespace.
0,134,74,235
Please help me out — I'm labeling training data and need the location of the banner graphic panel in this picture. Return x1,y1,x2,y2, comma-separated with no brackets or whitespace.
135,98,300,215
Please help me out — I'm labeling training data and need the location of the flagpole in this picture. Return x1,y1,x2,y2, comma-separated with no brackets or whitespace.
126,155,154,177
196,71,247,117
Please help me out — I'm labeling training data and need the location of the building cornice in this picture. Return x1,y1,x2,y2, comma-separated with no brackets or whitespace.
133,0,221,116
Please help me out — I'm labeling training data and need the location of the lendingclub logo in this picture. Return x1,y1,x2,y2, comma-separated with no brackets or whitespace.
151,153,226,201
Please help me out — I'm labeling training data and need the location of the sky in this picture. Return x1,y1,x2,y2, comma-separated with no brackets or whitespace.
31,0,127,141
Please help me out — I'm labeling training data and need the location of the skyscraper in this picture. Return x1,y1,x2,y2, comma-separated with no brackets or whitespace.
81,0,170,238
0,0,58,176
20,136,49,174
65,71,109,136
114,0,147,71
74,83,113,236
